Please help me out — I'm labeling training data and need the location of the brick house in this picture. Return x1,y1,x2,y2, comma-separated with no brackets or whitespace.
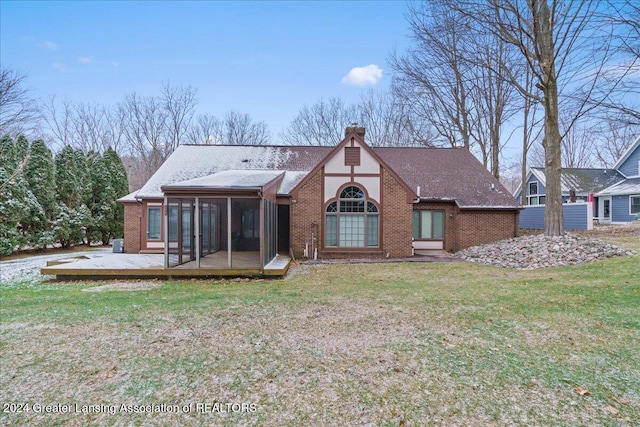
118,127,521,272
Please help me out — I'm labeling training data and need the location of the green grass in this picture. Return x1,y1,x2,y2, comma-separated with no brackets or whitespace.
1,240,638,426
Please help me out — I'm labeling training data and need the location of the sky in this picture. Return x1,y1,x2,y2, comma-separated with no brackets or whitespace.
1,0,411,138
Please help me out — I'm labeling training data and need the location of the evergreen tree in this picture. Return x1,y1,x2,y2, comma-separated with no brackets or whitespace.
0,136,41,255
55,145,82,208
102,147,129,241
53,146,93,247
85,151,110,244
23,139,57,248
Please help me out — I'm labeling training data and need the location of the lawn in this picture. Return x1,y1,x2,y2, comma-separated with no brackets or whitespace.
1,238,638,426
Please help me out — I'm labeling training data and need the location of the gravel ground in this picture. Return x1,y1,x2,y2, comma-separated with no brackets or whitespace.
0,248,111,286
459,233,636,269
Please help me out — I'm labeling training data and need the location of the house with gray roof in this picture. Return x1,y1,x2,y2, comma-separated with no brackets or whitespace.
118,127,521,273
596,135,640,223
514,135,640,224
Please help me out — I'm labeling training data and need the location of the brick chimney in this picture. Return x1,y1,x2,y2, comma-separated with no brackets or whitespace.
345,125,366,139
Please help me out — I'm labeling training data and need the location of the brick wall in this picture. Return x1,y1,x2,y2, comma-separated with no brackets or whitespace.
381,168,413,257
413,202,457,252
456,210,519,250
290,169,323,259
123,203,142,253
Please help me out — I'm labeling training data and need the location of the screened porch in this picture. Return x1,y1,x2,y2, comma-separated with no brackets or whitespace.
161,171,283,272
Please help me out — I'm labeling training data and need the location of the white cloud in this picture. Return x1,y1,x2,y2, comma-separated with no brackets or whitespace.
341,64,383,86
52,62,66,71
112,61,120,68
37,41,59,50
78,57,91,64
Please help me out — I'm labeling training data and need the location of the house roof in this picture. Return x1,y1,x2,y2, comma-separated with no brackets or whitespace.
375,147,519,208
162,170,285,191
121,143,520,209
596,177,640,196
128,145,331,200
527,167,626,195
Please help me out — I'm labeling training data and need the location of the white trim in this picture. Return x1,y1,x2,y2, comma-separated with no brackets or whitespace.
195,197,200,268
147,206,162,241
630,194,640,216
599,196,612,224
164,196,168,269
227,197,232,268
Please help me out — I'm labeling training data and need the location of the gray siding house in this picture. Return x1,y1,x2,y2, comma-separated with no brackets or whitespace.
514,135,640,224
596,136,640,223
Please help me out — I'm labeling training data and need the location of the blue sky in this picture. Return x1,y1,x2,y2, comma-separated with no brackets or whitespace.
1,0,410,136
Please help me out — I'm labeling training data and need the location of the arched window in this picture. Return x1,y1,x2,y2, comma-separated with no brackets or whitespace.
325,185,379,248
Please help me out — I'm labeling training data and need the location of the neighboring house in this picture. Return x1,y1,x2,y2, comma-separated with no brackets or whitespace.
514,135,640,224
596,135,640,223
118,127,521,271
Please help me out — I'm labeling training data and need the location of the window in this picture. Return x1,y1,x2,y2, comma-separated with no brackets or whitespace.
241,208,259,238
527,181,545,205
325,185,379,248
147,207,161,240
631,195,640,215
412,210,444,240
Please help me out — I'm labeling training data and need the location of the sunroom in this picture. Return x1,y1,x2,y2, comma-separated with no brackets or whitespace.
160,170,283,273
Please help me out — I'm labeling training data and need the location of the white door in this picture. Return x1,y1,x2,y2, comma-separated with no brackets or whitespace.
599,197,612,224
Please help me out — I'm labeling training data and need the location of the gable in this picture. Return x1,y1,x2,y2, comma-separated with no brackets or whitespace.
615,135,640,177
291,131,415,204
513,169,544,201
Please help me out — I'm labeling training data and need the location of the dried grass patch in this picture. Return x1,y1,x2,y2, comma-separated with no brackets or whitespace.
81,281,161,292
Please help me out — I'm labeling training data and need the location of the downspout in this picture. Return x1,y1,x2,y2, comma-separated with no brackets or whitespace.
164,196,168,268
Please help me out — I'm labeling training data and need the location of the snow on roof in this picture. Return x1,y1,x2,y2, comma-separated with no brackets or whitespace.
163,170,285,189
278,171,309,195
132,145,328,199
596,177,640,196
117,190,138,203
126,144,520,209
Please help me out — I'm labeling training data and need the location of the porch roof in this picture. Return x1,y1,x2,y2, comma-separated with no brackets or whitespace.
161,170,285,193
596,177,640,196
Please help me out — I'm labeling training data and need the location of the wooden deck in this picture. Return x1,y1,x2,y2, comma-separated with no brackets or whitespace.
40,251,290,280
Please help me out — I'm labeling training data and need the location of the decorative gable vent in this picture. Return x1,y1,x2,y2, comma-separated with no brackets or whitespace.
344,146,361,166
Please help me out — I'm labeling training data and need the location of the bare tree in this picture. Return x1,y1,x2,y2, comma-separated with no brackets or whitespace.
186,113,223,144
560,117,597,168
453,0,631,236
357,88,432,147
280,97,355,146
119,92,168,183
592,113,638,167
589,1,640,126
223,111,270,145
519,67,544,204
42,96,75,151
0,67,41,137
162,82,198,152
392,1,520,178
468,34,520,178
391,2,475,150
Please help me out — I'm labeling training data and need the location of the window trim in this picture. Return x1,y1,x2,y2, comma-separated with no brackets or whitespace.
325,184,379,248
630,195,640,215
147,207,162,241
412,210,445,241
527,181,546,205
